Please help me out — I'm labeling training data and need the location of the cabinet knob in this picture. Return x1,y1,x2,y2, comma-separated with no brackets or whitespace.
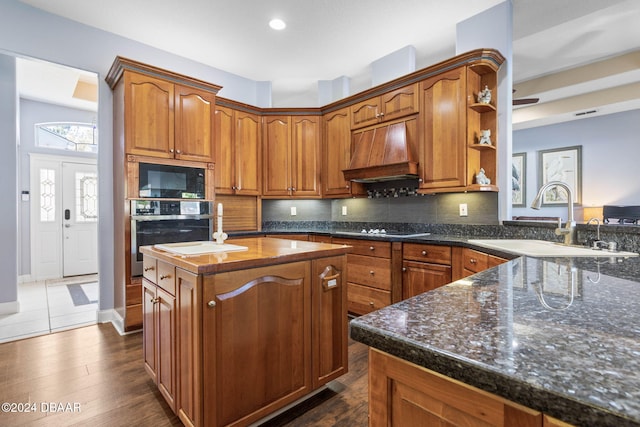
291,187,296,191
369,270,375,275
144,266,155,272
470,258,477,264
402,267,407,272
175,149,181,154
421,250,428,256
160,274,171,280
369,246,375,251
151,298,159,304
169,149,174,153
369,301,374,307
208,300,216,308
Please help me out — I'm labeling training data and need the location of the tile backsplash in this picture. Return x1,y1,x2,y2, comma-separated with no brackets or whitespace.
262,192,499,225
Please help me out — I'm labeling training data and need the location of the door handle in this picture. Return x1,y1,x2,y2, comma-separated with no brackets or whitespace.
64,224,71,228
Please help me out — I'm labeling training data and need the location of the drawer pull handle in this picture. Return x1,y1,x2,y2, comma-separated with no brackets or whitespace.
151,298,159,304
208,300,216,308
160,274,171,280
369,301,374,307
470,258,477,264
369,246,375,251
369,271,375,275
421,250,428,256
144,266,155,272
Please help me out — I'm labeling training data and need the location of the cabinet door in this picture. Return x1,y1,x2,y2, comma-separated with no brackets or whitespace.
369,348,542,427
262,116,292,196
291,115,321,197
322,108,353,197
156,286,176,411
174,84,216,162
176,268,202,427
381,84,418,122
235,110,262,195
125,71,174,158
351,97,381,129
403,260,452,299
202,261,312,426
142,279,158,382
312,256,348,388
419,67,467,190
213,106,235,194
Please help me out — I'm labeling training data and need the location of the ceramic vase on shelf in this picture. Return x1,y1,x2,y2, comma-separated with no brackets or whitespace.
477,85,492,104
475,168,491,185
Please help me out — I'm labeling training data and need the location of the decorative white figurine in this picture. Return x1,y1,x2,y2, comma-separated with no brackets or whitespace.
479,129,492,145
477,85,492,104
476,168,491,185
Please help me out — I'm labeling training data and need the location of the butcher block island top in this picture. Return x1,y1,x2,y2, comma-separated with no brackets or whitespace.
141,236,349,274
140,237,349,427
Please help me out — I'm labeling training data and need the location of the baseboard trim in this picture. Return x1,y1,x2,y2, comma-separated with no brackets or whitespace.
0,300,20,315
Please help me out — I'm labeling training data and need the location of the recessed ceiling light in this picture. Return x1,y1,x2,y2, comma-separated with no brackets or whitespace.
269,18,286,30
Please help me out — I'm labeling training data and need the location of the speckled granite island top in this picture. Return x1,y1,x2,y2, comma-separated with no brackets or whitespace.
350,255,640,426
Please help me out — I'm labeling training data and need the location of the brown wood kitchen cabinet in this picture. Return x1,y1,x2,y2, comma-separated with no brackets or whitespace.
322,107,364,197
369,348,543,427
214,104,262,195
350,83,419,129
402,243,452,299
452,246,509,281
142,258,177,411
141,238,348,427
333,237,402,315
262,115,321,198
107,58,220,162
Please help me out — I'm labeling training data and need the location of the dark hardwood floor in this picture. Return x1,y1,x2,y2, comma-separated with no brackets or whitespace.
0,323,369,426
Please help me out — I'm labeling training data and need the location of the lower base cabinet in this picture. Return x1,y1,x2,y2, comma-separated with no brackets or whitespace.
369,348,544,427
142,252,347,427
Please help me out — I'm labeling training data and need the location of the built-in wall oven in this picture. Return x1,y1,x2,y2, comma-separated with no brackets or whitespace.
130,200,212,276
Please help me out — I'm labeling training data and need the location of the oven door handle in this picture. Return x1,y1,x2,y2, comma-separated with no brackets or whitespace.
131,214,214,221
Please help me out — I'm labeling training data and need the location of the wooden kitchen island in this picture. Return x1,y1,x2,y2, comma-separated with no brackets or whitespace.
140,237,349,427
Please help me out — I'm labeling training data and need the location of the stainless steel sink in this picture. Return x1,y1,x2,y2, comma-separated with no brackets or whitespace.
468,239,638,257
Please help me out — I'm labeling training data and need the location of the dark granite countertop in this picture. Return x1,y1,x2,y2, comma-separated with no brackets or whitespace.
350,255,640,426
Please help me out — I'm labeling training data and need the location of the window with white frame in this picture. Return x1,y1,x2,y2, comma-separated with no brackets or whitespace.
35,122,97,153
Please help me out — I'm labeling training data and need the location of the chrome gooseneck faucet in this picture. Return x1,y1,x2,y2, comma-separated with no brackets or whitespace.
531,181,576,245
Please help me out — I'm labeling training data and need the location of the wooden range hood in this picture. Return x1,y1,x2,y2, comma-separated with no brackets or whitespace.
342,121,418,183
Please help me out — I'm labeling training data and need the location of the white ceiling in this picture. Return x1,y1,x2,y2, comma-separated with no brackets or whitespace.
16,0,640,128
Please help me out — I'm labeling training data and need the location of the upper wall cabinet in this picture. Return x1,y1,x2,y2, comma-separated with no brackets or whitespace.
263,115,321,198
214,105,262,195
350,83,419,129
106,57,221,163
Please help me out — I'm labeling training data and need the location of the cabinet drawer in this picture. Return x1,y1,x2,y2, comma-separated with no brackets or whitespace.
332,238,391,258
348,282,391,315
403,243,451,264
347,254,391,290
143,257,157,283
462,248,489,273
157,260,176,295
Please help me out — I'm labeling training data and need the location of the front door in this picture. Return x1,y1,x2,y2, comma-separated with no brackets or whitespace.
62,162,98,276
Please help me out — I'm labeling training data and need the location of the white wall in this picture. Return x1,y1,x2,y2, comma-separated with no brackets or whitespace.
512,109,640,220
0,54,18,308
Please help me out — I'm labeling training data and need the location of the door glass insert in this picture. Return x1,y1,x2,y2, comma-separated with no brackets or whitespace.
75,172,98,222
40,168,56,222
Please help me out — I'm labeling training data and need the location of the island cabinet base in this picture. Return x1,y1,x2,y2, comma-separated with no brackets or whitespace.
369,348,543,427
142,245,347,427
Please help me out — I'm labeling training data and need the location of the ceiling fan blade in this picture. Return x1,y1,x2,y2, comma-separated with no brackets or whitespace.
513,97,539,106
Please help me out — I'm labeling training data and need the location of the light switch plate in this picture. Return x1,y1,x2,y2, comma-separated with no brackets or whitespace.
290,206,297,216
459,203,468,216
342,206,348,216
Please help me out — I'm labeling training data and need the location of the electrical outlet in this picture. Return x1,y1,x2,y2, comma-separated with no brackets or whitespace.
459,203,468,217
342,206,348,216
290,206,297,216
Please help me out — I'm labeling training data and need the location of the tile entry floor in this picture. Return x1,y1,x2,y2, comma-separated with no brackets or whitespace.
0,275,98,343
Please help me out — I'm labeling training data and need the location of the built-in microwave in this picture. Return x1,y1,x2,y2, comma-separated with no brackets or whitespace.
138,162,205,199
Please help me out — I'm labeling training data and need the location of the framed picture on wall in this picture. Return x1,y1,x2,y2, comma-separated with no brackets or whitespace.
512,152,526,207
537,145,582,206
